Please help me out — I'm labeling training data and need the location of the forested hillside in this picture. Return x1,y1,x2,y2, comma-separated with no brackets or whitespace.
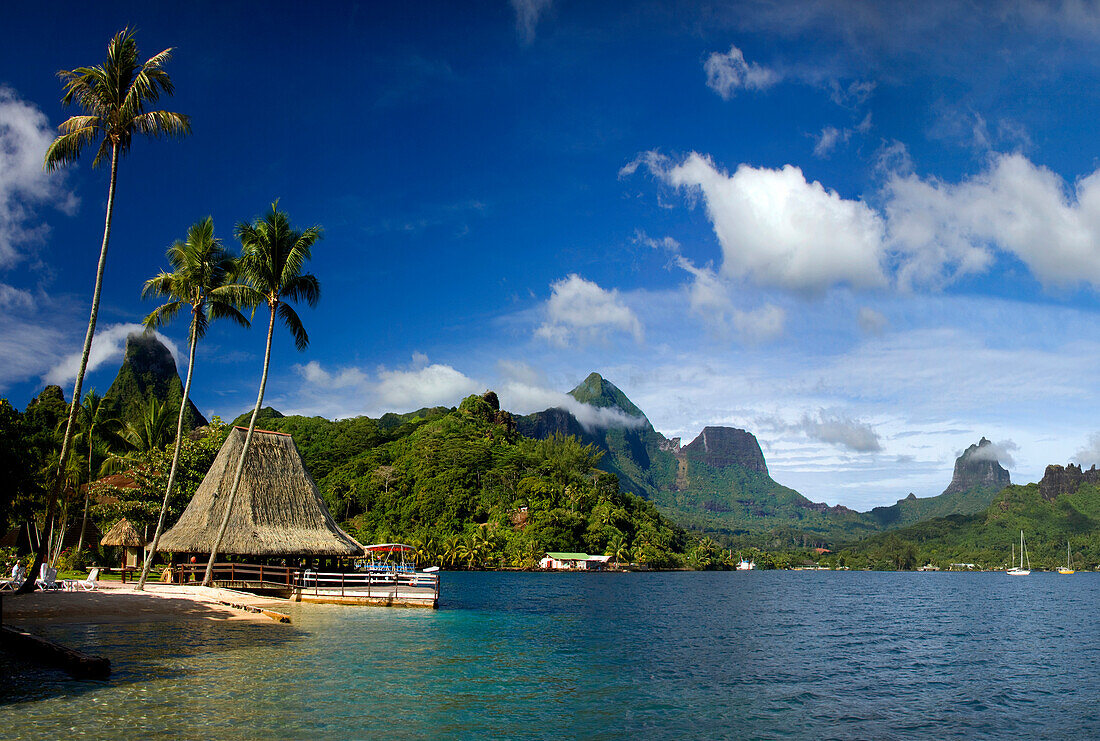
242,392,689,567
835,481,1100,570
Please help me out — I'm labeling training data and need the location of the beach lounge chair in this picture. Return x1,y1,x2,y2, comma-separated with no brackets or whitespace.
1,563,26,591
74,567,101,591
36,563,62,591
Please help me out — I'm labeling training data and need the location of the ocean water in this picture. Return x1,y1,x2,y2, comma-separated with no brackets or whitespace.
4,571,1100,739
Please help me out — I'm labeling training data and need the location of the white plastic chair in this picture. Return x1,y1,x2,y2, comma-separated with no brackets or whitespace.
36,563,61,590
75,567,101,591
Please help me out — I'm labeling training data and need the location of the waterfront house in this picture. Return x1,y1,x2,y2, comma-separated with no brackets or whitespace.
540,552,612,570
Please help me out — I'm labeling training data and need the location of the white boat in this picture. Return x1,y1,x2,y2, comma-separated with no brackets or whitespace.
735,555,755,570
1006,530,1031,576
1059,541,1075,575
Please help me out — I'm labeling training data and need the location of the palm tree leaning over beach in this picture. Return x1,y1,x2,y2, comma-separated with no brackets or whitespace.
137,218,250,590
202,204,321,586
20,28,190,594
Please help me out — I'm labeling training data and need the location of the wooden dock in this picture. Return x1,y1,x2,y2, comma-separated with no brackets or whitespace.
175,563,439,609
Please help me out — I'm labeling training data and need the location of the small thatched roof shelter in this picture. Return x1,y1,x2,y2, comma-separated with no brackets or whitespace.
100,518,145,547
157,427,362,557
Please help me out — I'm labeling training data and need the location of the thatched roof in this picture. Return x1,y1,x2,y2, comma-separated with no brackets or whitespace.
101,518,145,547
157,427,363,557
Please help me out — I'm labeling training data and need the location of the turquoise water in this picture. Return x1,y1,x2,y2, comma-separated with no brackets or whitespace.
5,571,1100,739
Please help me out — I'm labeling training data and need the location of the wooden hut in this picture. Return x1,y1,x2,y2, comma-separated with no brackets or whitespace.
157,427,362,563
100,518,146,570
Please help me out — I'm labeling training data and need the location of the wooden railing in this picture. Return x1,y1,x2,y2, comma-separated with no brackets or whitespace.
174,562,439,600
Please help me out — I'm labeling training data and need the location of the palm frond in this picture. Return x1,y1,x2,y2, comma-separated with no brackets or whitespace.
207,297,251,329
142,301,183,330
57,115,101,135
281,273,321,307
122,48,176,111
141,271,176,299
130,110,191,138
91,138,112,169
44,126,99,172
276,302,310,351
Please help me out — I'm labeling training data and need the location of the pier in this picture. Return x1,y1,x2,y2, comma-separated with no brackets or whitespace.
175,563,439,608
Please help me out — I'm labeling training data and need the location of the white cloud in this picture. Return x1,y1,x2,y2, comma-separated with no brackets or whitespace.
733,304,786,343
813,126,848,157
510,0,553,43
0,284,34,310
497,379,648,432
43,324,182,387
1072,433,1100,468
635,149,1100,295
0,317,67,392
536,274,643,346
0,87,77,269
704,45,781,99
857,307,887,334
285,357,481,419
886,152,1100,290
779,410,883,453
375,363,481,411
642,151,888,293
967,439,1018,469
296,360,368,389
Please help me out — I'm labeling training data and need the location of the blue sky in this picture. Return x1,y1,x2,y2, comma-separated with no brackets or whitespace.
5,1,1100,509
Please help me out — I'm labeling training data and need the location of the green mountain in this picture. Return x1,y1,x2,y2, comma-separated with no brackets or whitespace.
867,437,1011,528
840,463,1100,570
104,330,207,432
220,371,1017,553
516,373,876,546
221,391,688,566
515,373,1020,548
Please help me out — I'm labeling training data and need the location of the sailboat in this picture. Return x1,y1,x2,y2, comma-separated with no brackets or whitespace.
1007,530,1031,576
1059,541,1075,575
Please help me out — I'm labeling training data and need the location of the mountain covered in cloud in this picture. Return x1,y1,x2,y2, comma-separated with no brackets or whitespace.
516,373,878,545
517,373,1014,546
103,331,207,433
867,438,1011,529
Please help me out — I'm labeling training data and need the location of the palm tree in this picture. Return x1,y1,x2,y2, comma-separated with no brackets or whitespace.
202,204,320,586
22,28,190,594
74,390,121,551
118,397,177,455
136,218,249,589
606,532,631,568
442,534,462,568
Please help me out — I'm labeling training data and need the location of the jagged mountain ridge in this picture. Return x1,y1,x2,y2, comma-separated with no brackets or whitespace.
517,373,1010,545
104,331,207,432
516,373,876,544
868,438,1011,529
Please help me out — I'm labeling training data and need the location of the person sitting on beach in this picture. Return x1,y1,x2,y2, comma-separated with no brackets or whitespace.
11,561,26,585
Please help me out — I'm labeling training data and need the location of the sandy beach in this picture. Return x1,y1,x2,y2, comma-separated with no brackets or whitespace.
1,582,287,627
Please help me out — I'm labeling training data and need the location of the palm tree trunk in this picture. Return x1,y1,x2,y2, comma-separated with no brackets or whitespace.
18,144,119,594
137,324,198,590
202,304,276,586
76,433,92,552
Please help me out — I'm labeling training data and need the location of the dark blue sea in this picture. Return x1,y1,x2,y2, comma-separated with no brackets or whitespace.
6,571,1100,739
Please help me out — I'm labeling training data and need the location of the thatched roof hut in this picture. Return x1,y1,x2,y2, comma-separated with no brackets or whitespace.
157,427,362,557
100,518,145,547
